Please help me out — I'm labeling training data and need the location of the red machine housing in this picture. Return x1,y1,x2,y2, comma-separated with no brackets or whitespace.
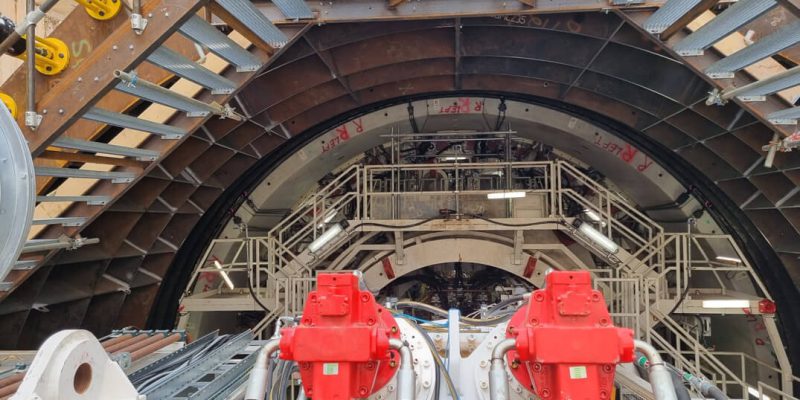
506,271,634,399
279,273,401,399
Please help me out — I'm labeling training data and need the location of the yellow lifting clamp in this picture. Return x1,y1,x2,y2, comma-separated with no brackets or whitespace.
0,93,18,118
16,35,71,76
74,0,122,21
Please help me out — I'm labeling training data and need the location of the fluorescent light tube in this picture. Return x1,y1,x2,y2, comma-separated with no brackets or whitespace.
715,256,742,263
702,299,750,309
317,209,338,228
583,209,607,226
213,259,235,290
487,191,526,199
441,156,468,161
577,221,619,254
309,223,344,253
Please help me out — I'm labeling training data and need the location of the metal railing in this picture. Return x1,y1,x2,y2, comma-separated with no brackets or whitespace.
180,158,796,396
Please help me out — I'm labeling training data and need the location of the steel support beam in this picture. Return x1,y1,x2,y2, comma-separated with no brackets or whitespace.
25,0,211,156
253,1,666,24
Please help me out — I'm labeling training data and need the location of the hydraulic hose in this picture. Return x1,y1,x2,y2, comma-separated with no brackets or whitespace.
489,338,516,400
634,340,678,400
395,301,513,326
389,338,416,400
245,339,281,400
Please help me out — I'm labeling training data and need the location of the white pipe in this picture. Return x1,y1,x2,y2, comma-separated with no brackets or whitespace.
389,338,416,400
244,339,281,400
489,338,516,400
634,340,678,400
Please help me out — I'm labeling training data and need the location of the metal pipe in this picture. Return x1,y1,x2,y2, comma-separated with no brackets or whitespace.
0,373,24,388
25,0,36,128
130,333,180,361
100,334,134,349
244,339,281,400
634,340,678,400
764,133,780,168
105,333,148,354
708,65,800,105
489,338,516,400
130,0,146,35
0,380,21,398
389,338,415,400
21,237,100,254
115,333,168,355
0,0,60,55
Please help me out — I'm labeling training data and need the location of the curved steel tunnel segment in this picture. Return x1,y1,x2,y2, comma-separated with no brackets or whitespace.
0,12,798,372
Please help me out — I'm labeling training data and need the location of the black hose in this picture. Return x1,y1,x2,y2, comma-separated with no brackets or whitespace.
485,295,527,317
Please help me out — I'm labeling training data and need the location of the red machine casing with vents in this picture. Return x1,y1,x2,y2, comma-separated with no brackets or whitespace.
279,273,401,399
506,271,635,400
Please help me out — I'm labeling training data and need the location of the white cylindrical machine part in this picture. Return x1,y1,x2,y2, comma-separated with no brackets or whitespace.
634,340,678,400
489,338,516,400
244,339,281,400
390,338,416,400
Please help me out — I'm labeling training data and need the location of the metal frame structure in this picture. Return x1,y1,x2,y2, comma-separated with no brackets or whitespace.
0,4,798,398
181,156,796,398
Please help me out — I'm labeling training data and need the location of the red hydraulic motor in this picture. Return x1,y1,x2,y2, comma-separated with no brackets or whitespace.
498,270,635,400
278,273,405,399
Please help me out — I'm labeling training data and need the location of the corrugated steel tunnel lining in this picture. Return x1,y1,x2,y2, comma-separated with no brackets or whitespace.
1,9,799,369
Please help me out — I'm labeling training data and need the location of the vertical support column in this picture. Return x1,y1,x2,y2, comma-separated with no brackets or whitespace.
446,308,461,399
763,316,793,396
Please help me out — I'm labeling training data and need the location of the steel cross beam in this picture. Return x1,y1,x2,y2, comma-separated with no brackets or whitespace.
252,0,667,24
776,0,800,18
24,0,212,157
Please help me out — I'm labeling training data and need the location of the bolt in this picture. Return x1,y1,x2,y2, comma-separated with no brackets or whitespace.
480,360,488,368
359,387,368,396
147,13,153,18
391,326,398,333
542,388,551,398
58,109,64,115
129,44,134,50
367,318,375,326
423,380,431,388
94,77,100,82
480,381,488,389
164,12,170,17
389,360,397,368
41,109,47,114
77,77,83,82
112,45,118,51
600,390,608,399
603,364,613,373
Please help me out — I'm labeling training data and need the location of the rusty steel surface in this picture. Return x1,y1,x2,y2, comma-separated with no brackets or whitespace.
1,7,799,353
23,0,211,156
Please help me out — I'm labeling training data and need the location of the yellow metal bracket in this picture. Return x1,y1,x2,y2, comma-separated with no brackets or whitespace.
0,93,18,118
16,36,71,76
74,0,122,21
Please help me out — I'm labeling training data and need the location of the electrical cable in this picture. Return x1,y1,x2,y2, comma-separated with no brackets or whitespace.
394,301,513,326
485,294,527,318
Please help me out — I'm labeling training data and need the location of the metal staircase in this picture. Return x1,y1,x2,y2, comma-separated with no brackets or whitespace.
0,0,314,298
181,158,798,397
